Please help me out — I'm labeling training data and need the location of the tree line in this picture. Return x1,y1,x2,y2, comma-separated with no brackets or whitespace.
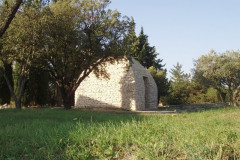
1,0,239,109
0,0,166,109
161,50,240,107
0,0,129,109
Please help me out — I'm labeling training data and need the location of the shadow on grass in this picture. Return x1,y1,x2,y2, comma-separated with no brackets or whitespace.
0,105,236,159
0,107,149,124
74,103,233,115
0,108,151,159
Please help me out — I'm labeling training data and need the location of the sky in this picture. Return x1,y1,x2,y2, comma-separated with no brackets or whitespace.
109,0,240,77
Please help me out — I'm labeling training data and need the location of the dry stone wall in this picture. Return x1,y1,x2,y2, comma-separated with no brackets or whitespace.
75,57,158,111
131,58,158,110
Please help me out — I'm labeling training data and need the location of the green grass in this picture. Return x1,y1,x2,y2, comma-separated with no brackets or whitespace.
0,107,240,159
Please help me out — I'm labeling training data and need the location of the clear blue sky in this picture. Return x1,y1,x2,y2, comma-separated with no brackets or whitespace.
109,0,240,77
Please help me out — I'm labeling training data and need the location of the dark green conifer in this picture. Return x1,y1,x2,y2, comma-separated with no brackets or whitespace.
0,64,13,104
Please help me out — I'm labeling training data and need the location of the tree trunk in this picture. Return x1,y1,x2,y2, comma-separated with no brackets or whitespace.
15,76,26,109
216,88,226,103
56,86,62,106
227,85,234,106
60,87,75,109
0,68,26,109
229,95,234,106
63,94,74,110
233,85,240,107
15,99,22,109
237,96,240,106
0,67,17,105
0,63,13,104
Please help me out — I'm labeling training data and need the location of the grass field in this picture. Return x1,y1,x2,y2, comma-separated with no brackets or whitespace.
0,107,240,159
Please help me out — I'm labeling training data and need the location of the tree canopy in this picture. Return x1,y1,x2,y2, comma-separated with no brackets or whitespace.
38,0,129,109
1,4,44,108
194,50,240,106
124,19,164,70
0,0,23,37
170,62,189,83
166,62,190,104
0,0,130,109
135,27,163,70
148,66,169,102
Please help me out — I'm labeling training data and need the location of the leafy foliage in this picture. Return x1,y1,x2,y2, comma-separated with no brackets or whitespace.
148,66,169,102
194,50,240,106
122,17,138,57
0,0,130,109
1,4,43,108
170,62,189,83
0,0,23,37
205,87,219,103
37,0,130,109
135,27,163,69
0,63,13,104
163,62,223,105
16,67,50,106
123,19,164,70
164,63,190,105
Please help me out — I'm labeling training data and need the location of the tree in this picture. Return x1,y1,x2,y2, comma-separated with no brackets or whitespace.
0,0,23,107
205,87,219,103
134,27,163,70
14,66,50,106
193,63,227,103
1,5,43,108
0,0,51,108
124,21,167,103
123,21,164,70
194,50,240,106
38,0,129,109
166,62,190,105
0,63,13,104
0,0,23,37
123,17,139,57
170,62,189,82
148,66,169,102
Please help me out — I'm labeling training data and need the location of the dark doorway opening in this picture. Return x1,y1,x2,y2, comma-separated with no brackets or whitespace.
143,76,150,109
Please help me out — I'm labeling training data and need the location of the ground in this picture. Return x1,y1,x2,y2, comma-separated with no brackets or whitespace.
77,103,228,114
0,106,239,159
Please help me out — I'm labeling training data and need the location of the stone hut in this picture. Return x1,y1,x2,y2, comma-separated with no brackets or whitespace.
75,57,158,111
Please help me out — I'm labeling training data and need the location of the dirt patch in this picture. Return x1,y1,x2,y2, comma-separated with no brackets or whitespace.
158,103,230,113
1,103,230,114
74,103,230,114
75,107,132,113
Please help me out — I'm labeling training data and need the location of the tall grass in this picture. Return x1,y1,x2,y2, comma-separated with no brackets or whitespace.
0,107,239,159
